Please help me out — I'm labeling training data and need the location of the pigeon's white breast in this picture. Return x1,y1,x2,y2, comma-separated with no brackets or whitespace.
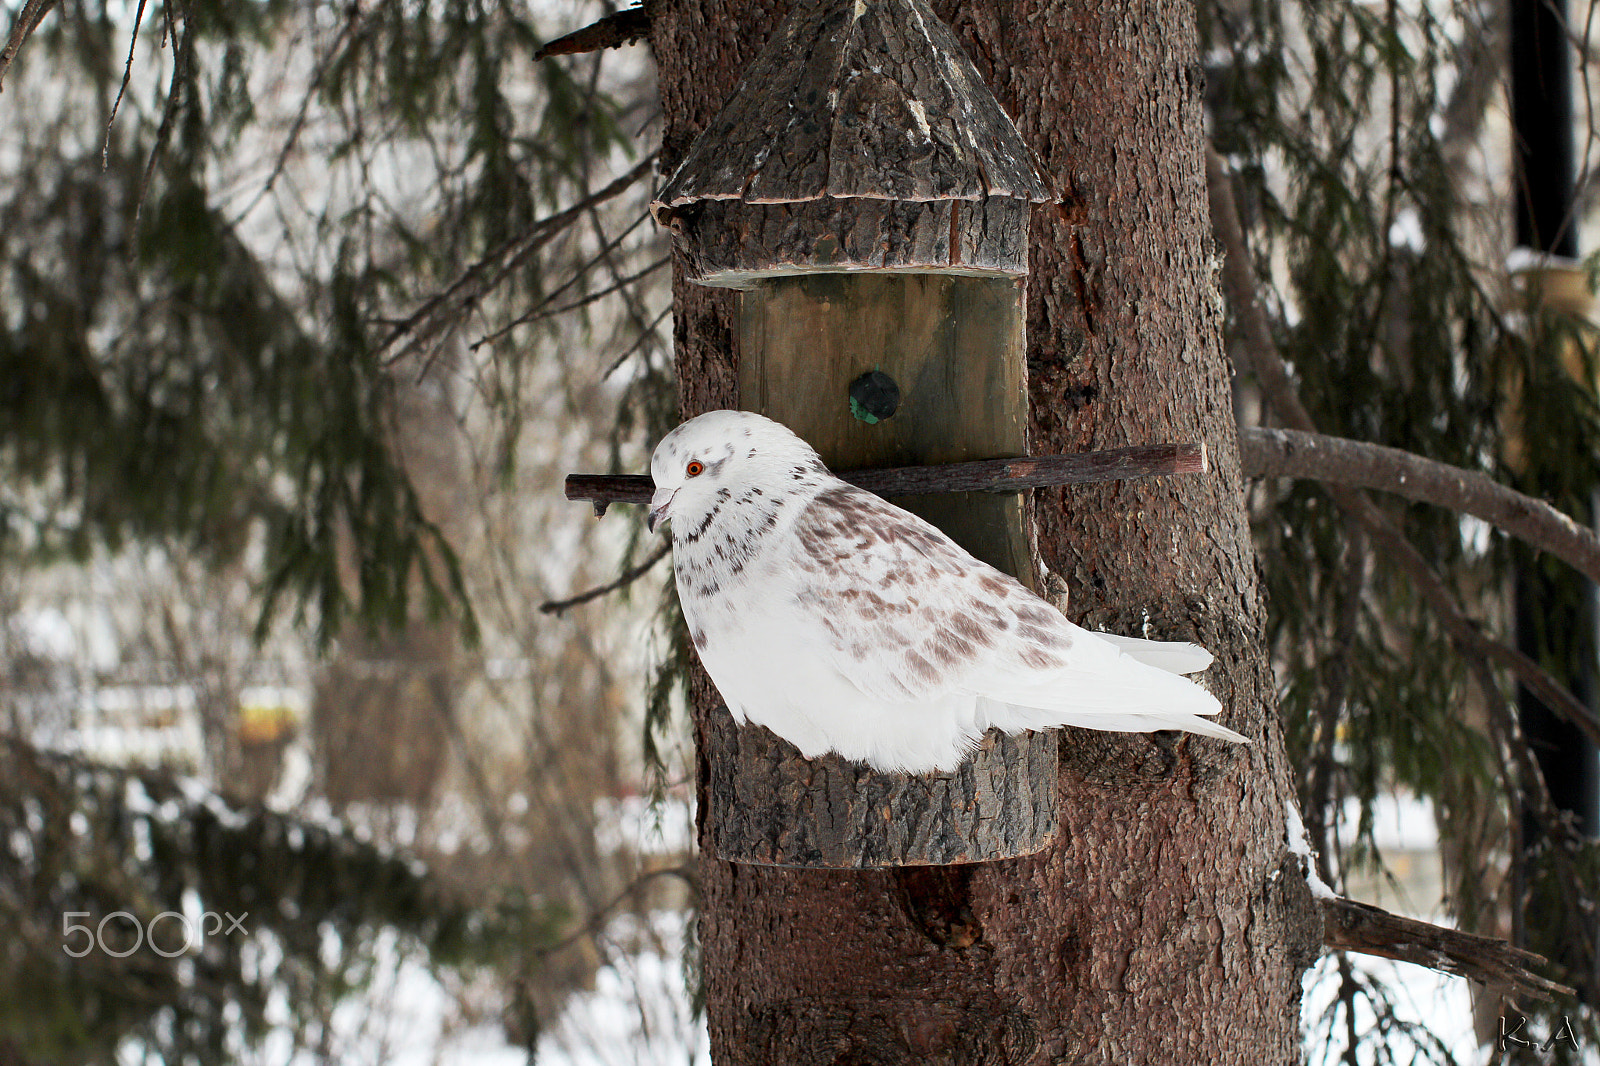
679,545,982,771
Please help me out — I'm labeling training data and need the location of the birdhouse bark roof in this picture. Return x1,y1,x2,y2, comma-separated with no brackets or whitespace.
651,0,1051,222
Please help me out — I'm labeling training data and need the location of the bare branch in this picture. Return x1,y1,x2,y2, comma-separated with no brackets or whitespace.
0,0,56,92
1239,426,1600,587
469,236,665,352
377,153,657,364
603,304,672,378
231,3,367,224
539,543,670,614
535,864,696,960
130,0,192,248
564,442,1207,513
577,179,673,389
103,0,154,167
1322,896,1573,1001
535,7,652,61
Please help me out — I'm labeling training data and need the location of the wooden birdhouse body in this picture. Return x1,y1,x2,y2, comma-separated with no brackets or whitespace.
654,0,1058,868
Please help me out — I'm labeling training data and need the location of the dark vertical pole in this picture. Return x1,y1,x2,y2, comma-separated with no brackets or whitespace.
1510,0,1598,1000
1511,0,1594,833
1511,0,1577,258
1516,569,1598,837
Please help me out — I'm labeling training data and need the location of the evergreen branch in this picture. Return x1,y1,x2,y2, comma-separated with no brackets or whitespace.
1207,148,1600,752
1206,147,1320,433
0,0,56,91
1322,896,1573,1001
563,443,1208,513
1303,530,1368,861
1362,497,1600,754
534,6,652,61
1239,426,1600,587
232,2,366,225
533,864,697,959
423,206,652,382
1465,639,1561,834
377,153,657,364
539,543,670,614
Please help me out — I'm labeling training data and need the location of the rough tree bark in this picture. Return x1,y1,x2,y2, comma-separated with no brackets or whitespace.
649,0,1322,1061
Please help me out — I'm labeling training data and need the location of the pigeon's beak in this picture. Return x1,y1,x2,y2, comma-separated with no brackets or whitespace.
647,486,676,535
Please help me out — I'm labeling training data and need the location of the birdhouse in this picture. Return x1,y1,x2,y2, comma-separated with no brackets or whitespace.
652,0,1056,867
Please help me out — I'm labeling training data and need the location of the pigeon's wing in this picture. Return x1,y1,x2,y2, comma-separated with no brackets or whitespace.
782,483,1246,743
781,483,1084,703
969,622,1238,736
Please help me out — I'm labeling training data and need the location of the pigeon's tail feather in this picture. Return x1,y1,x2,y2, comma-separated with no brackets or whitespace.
1112,712,1251,743
976,631,1249,743
1093,633,1214,675
986,698,1251,745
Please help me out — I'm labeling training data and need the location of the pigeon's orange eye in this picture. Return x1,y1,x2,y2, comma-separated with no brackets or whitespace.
685,460,705,478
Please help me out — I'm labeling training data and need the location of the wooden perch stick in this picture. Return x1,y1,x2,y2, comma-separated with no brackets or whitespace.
1321,896,1573,1002
534,7,651,61
565,442,1207,515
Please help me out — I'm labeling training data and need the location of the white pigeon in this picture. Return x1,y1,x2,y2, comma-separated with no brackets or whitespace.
647,409,1248,773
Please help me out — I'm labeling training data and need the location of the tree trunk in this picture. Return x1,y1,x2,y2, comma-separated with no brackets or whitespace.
650,1,1322,1061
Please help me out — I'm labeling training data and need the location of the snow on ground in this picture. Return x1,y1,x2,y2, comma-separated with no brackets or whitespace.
102,778,1571,1065
1301,942,1478,1064
1304,790,1469,1062
1304,951,1600,1065
1305,788,1600,1065
118,911,707,1066
537,911,709,1066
